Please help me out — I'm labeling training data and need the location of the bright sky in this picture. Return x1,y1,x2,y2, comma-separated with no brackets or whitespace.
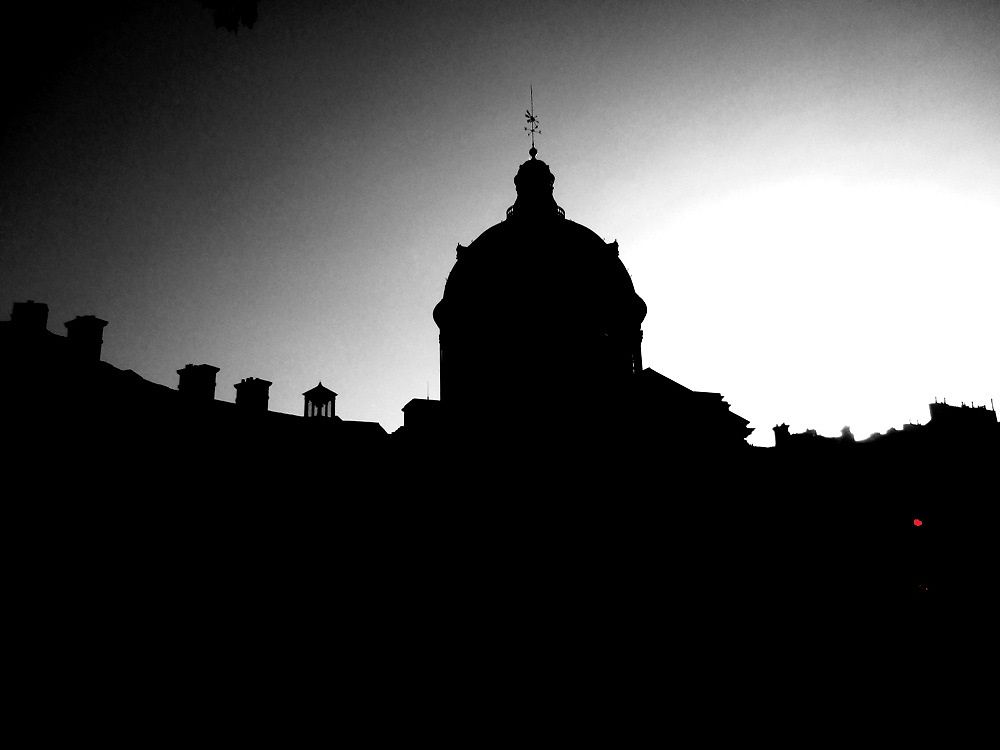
2,0,997,445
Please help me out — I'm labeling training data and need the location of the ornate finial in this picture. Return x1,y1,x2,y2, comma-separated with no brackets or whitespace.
524,85,540,158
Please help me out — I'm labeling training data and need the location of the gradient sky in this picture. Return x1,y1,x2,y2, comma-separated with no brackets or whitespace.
2,0,998,445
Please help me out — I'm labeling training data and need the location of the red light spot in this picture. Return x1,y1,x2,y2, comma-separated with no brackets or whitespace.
913,518,923,527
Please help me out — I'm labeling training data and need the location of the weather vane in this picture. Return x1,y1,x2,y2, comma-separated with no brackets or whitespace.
524,85,540,157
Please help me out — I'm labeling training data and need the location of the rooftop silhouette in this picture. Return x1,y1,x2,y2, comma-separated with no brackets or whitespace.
2,148,994,625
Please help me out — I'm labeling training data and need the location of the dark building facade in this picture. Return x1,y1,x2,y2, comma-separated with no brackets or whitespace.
769,399,997,602
421,151,752,455
773,399,998,453
5,152,992,613
0,299,388,501
1,154,754,473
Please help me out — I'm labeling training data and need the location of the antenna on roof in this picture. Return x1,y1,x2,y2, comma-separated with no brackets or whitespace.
426,381,430,400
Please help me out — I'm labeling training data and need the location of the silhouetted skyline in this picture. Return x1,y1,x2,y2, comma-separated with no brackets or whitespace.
2,1,997,444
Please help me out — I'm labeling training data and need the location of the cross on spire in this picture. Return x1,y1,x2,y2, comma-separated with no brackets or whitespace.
524,85,540,158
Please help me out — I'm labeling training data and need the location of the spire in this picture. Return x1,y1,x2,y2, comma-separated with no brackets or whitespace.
507,86,563,220
524,85,540,159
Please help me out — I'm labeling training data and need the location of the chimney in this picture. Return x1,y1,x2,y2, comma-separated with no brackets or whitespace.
11,300,49,333
64,315,108,364
234,377,272,412
177,364,221,402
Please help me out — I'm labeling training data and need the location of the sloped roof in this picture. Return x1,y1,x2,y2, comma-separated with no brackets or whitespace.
303,381,337,399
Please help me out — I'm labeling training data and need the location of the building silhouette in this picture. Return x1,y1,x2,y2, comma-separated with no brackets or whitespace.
770,398,997,602
2,151,996,608
0,299,388,501
402,150,753,458
773,398,998,454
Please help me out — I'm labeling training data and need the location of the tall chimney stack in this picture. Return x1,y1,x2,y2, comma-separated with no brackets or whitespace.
234,377,272,412
11,300,49,333
64,315,108,364
177,364,221,402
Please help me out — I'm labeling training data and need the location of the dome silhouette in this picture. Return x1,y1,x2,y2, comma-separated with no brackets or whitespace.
434,154,646,419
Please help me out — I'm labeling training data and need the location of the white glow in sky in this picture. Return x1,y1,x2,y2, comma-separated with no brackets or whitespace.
632,178,998,444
